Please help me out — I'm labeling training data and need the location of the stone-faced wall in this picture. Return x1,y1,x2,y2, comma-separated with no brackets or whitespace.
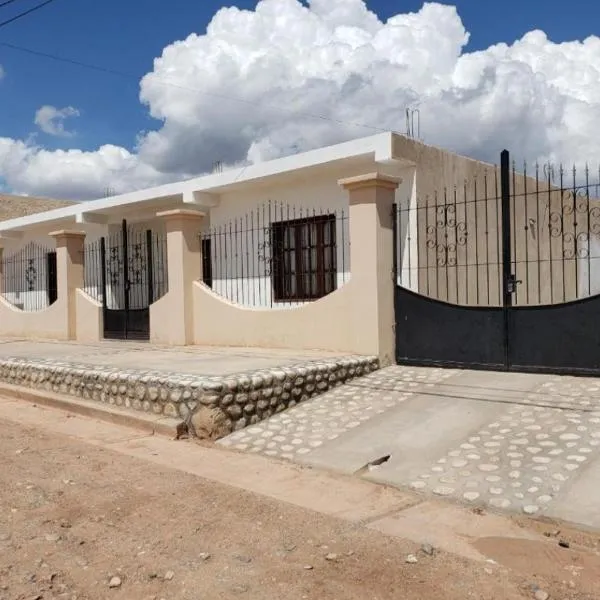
0,355,379,439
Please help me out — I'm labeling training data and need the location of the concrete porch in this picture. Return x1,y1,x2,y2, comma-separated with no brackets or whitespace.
0,339,351,376
0,339,378,438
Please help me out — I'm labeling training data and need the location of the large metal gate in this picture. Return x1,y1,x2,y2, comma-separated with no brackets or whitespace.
395,150,600,375
83,220,167,341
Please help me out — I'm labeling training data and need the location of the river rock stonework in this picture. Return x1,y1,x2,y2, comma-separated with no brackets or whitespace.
0,356,379,439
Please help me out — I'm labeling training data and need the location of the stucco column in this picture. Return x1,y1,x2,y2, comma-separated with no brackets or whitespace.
339,173,401,365
152,209,205,345
48,230,86,340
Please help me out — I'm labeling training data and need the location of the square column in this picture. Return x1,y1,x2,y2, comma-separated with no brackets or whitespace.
339,173,401,364
151,209,205,345
48,230,86,339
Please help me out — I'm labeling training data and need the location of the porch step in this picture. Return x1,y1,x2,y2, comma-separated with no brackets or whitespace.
0,382,184,438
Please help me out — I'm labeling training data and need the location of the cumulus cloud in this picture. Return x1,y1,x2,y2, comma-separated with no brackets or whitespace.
0,138,172,199
34,105,81,138
2,0,600,199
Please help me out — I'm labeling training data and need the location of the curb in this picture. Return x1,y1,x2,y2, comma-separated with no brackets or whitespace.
0,382,184,438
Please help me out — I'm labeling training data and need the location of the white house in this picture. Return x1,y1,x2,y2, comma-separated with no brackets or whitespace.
0,132,598,364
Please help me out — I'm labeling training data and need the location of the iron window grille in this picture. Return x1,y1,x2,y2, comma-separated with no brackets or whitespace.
199,202,349,308
271,214,337,302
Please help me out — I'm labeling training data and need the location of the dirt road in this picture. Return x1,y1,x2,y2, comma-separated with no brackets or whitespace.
0,414,599,600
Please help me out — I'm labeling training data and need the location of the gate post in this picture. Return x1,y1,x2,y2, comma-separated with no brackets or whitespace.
500,149,512,370
48,230,86,340
338,172,401,364
152,209,205,345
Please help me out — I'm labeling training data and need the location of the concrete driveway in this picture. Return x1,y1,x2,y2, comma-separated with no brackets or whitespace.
219,365,600,530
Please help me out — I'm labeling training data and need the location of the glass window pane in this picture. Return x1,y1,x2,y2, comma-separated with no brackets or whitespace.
271,215,339,301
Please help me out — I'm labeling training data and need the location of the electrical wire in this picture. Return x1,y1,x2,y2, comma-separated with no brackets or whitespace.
0,40,389,135
0,0,61,29
0,0,29,9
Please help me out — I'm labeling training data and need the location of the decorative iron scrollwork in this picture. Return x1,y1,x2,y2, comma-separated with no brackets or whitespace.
426,204,468,267
591,206,600,236
128,242,146,285
562,232,590,259
257,226,273,276
107,245,122,287
25,259,37,291
548,188,600,259
1,241,52,310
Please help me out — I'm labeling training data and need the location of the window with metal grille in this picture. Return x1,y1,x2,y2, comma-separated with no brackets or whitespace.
271,214,337,302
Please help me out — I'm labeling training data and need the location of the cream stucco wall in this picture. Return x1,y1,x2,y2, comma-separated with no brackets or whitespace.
150,210,203,346
391,135,600,307
8,132,598,353
191,172,400,361
1,230,95,341
75,289,102,342
393,137,505,306
0,295,69,339
193,281,357,352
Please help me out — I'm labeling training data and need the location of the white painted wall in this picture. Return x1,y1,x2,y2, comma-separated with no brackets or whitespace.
1,221,168,313
2,232,59,312
205,174,352,309
1,226,106,311
1,239,54,311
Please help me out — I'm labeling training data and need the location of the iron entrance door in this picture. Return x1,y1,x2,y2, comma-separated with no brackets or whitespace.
101,220,155,341
394,150,600,375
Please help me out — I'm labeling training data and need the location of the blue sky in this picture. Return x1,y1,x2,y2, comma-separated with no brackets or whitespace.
0,0,596,153
0,0,598,199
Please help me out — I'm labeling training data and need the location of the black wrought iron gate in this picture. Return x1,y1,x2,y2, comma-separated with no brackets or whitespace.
101,220,156,341
395,149,600,375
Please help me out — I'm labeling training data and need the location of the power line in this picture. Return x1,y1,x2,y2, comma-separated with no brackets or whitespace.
0,40,389,136
0,40,133,78
0,0,61,29
0,0,29,9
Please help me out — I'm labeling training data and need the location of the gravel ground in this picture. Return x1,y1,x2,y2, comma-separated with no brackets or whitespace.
0,417,599,600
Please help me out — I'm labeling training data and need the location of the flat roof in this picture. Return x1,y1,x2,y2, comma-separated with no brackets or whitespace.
0,132,402,234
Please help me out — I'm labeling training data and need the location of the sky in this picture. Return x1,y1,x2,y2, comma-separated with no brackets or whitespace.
0,0,599,199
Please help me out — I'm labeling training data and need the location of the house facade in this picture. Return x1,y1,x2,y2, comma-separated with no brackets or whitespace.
0,132,599,371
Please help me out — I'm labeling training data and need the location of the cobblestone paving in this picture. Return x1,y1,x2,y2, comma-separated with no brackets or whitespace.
525,376,600,411
398,374,600,516
219,367,600,519
412,403,600,515
218,366,455,460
